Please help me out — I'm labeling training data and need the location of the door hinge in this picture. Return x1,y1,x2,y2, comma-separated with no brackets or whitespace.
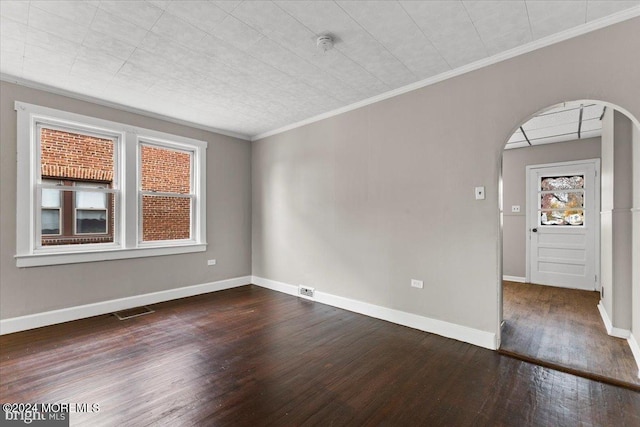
595,274,598,283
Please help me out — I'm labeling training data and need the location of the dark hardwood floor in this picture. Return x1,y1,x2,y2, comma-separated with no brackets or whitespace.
500,281,640,389
1,285,639,426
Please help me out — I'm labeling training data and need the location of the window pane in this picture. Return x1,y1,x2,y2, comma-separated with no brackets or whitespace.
541,175,584,190
76,210,108,234
141,145,191,194
540,210,584,226
42,188,61,208
76,190,107,209
40,128,115,246
540,192,584,210
42,209,60,234
142,195,191,241
40,128,114,182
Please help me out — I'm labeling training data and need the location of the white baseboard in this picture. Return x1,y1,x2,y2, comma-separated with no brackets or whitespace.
251,276,497,350
0,275,252,335
628,333,640,379
503,275,525,283
597,302,631,339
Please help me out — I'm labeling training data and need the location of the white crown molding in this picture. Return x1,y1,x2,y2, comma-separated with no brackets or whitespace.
0,73,252,141
252,7,640,142
251,276,497,350
0,276,251,335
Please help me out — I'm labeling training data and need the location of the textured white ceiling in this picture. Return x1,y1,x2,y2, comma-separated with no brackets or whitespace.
1,1,638,139
506,102,605,149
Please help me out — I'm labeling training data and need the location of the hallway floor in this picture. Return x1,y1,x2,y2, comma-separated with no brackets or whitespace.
500,281,640,389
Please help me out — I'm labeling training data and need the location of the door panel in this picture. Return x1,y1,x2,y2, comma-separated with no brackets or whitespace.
538,262,585,275
538,247,585,260
528,161,599,290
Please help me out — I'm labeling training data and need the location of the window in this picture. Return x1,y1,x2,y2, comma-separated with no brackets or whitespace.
538,175,585,226
16,102,207,267
40,180,114,245
140,144,192,242
75,182,110,235
41,179,61,235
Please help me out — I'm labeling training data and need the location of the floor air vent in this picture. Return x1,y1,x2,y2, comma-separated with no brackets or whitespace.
113,306,155,320
298,285,315,299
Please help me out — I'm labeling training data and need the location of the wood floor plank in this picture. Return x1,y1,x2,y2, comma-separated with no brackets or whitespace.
1,285,639,426
500,281,640,389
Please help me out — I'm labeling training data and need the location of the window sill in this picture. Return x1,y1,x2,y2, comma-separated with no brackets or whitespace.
15,243,207,267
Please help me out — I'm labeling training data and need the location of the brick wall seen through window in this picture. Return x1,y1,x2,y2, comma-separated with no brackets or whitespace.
40,129,193,244
140,145,192,241
40,128,115,246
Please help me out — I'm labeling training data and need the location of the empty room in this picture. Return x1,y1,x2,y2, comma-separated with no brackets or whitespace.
1,1,639,425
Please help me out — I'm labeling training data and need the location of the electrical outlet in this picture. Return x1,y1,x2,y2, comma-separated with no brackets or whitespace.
411,279,423,289
511,205,521,213
207,259,216,266
298,285,315,299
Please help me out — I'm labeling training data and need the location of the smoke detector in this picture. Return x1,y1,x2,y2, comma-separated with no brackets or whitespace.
316,35,333,53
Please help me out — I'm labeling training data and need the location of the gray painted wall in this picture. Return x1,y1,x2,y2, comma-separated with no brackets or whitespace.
0,82,252,319
611,111,633,331
601,109,615,320
502,138,601,279
252,18,640,336
601,109,634,331
633,124,640,347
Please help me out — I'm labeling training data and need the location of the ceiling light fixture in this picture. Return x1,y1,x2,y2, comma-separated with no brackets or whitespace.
316,35,333,53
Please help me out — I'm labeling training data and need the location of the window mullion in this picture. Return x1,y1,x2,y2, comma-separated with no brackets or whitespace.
538,189,584,195
196,145,206,244
40,185,117,194
124,131,138,249
140,191,194,198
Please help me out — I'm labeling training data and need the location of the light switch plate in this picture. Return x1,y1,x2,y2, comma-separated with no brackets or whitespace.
475,186,485,200
411,279,423,289
511,205,521,213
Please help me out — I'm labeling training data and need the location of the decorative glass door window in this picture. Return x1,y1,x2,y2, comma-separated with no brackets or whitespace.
538,175,585,226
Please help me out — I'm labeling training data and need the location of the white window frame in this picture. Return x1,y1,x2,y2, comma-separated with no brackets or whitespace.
138,141,196,245
15,101,207,267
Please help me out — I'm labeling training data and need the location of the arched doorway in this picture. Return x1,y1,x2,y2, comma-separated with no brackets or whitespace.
498,100,640,388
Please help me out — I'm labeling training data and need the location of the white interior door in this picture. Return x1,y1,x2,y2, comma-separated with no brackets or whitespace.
527,160,600,290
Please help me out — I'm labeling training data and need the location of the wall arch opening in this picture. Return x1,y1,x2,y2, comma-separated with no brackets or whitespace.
498,99,640,386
